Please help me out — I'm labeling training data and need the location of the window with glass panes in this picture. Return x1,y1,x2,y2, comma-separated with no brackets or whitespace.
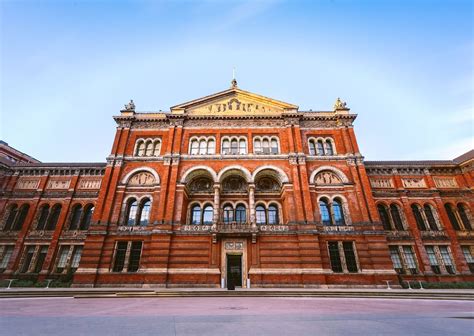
0,246,13,271
71,246,83,270
425,246,441,274
439,246,455,274
127,242,143,272
56,246,70,272
343,242,358,272
389,246,404,274
328,242,343,273
462,246,474,273
402,246,418,274
112,241,128,272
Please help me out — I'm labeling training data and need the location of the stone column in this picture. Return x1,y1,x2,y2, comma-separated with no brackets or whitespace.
249,184,256,228
212,184,220,229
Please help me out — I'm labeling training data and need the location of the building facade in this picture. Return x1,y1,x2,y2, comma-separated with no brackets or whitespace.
1,82,473,288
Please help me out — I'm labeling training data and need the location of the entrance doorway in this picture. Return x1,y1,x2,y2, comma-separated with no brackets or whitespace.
226,254,242,288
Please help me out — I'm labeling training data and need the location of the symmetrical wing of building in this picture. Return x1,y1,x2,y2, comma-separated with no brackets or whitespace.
0,81,473,287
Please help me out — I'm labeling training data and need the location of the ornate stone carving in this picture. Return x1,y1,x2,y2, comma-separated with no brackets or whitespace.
370,178,394,189
123,99,135,111
47,179,71,190
127,172,156,186
433,177,458,188
78,178,102,190
333,97,347,110
314,171,342,185
189,177,213,193
402,178,426,189
222,176,247,193
255,177,280,192
16,178,40,190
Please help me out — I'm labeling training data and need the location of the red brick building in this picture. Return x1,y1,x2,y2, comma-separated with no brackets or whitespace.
1,82,473,288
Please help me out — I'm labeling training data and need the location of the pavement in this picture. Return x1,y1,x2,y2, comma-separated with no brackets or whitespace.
1,296,473,335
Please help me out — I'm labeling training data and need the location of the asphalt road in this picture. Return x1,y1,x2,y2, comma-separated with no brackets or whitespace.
1,296,473,335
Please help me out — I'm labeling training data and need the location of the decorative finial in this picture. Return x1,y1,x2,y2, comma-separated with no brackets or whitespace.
333,97,347,110
124,99,136,111
231,67,238,88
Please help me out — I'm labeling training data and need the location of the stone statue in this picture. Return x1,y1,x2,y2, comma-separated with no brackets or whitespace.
124,99,136,111
333,97,347,110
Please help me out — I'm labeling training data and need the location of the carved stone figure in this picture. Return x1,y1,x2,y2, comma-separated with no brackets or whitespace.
128,172,155,186
124,99,136,111
315,171,342,185
333,97,347,110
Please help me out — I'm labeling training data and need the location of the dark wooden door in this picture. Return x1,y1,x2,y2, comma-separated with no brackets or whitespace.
227,255,242,287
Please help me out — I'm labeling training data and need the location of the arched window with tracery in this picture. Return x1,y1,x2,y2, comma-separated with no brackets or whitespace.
458,204,472,230
136,141,145,156
390,204,404,230
308,140,317,155
126,199,138,226
235,204,246,223
411,204,427,231
138,199,151,226
325,140,334,155
80,204,94,230
256,205,266,224
191,205,201,225
145,141,153,156
69,204,82,230
208,139,215,154
333,198,345,226
223,204,234,223
319,198,333,226
222,139,230,154
191,140,199,154
46,204,62,230
423,204,439,231
202,205,214,224
199,140,207,155
153,140,161,156
316,140,325,156
36,204,50,230
445,204,461,231
377,204,391,230
268,204,279,224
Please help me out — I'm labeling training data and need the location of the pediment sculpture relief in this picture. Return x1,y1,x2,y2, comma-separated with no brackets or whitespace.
314,171,342,185
127,172,156,186
222,176,247,192
189,177,213,192
256,177,280,192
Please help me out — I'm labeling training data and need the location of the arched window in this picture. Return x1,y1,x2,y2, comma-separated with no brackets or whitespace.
4,204,18,231
411,204,427,230
137,141,145,156
254,139,262,154
316,140,324,156
126,199,138,226
239,139,246,154
271,139,279,154
325,140,334,155
80,204,94,230
309,140,316,155
202,205,214,224
46,204,62,230
199,140,207,155
333,198,345,226
262,139,270,154
222,139,230,154
445,204,461,231
138,200,151,226
12,204,29,231
69,204,83,230
191,205,201,224
377,204,391,230
145,141,153,156
235,205,246,223
268,204,279,225
191,140,199,155
423,204,438,231
207,139,215,154
223,204,234,223
256,205,266,224
231,139,238,154
153,141,161,156
36,204,50,230
390,204,404,230
458,204,472,230
319,198,333,226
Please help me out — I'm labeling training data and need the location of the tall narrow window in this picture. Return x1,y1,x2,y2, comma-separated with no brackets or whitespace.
137,141,145,156
445,204,461,230
268,204,279,225
389,246,404,274
239,139,246,154
199,140,207,155
439,246,455,274
0,246,14,271
4,205,18,231
153,141,161,156
34,246,48,273
71,246,83,270
320,199,333,226
343,242,358,272
254,139,262,154
390,204,404,230
80,205,94,230
235,205,246,223
20,246,35,273
425,246,440,274
191,140,199,155
231,139,238,154
328,242,343,273
138,200,151,226
316,140,324,156
112,241,128,272
333,199,345,226
271,139,279,154
412,204,427,231
12,204,29,231
325,140,334,155
127,242,143,272
308,140,316,155
256,205,266,224
461,246,474,273
127,200,138,226
191,205,201,225
402,246,418,274
378,204,392,230
145,141,153,156
36,205,50,230
56,246,69,273
223,205,234,223
202,205,213,224
69,204,82,230
207,139,215,154
458,204,472,230
222,139,230,154
424,204,438,231
45,204,62,230
262,139,270,154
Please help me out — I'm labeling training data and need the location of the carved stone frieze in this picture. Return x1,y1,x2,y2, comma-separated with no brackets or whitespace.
16,178,40,190
47,179,71,190
131,121,170,129
127,172,156,186
78,178,102,190
433,177,458,189
402,178,426,188
183,118,285,128
314,171,342,185
370,178,394,189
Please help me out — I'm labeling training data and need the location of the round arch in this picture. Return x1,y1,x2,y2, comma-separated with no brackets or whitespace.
121,167,160,185
309,166,349,184
180,166,218,184
217,165,252,183
252,165,290,184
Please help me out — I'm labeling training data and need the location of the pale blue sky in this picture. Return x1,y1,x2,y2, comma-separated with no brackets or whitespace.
1,0,472,162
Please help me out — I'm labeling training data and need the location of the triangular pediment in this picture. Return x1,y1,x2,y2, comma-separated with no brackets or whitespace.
170,87,298,115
